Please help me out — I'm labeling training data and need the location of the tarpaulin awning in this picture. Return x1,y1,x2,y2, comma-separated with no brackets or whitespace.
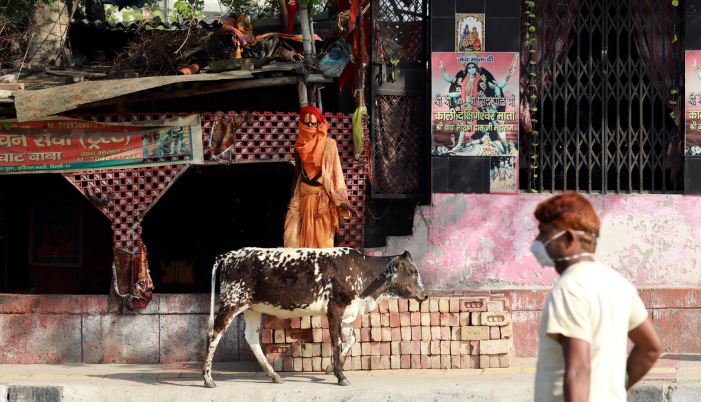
12,70,253,122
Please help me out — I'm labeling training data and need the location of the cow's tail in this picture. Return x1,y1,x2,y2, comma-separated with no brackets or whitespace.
207,258,221,332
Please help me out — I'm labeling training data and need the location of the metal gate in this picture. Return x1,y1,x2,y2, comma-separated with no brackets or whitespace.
370,0,429,198
525,0,683,193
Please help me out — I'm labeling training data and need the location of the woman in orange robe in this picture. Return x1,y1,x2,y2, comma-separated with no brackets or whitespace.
283,106,354,248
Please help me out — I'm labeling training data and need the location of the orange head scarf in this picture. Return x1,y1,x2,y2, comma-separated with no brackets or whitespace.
295,106,328,178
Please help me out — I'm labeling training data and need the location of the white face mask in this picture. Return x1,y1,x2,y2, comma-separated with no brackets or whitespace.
530,230,595,268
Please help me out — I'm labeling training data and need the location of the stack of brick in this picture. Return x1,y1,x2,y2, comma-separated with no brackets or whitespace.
261,292,513,371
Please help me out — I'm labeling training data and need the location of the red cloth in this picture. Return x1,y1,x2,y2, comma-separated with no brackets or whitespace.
287,0,298,34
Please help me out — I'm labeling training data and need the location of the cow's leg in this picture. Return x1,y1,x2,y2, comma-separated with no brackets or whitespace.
203,304,248,388
325,322,356,374
243,309,284,384
327,305,350,386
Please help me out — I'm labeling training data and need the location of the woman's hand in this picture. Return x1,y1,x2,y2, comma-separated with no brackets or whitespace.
340,203,356,218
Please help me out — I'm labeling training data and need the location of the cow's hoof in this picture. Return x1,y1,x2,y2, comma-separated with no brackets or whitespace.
272,375,284,384
338,379,351,386
204,380,216,388
325,364,334,375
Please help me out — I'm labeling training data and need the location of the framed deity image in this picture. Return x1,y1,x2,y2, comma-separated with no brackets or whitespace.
28,200,83,267
455,14,485,52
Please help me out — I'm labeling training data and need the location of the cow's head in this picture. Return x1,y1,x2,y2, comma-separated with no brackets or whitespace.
388,251,427,301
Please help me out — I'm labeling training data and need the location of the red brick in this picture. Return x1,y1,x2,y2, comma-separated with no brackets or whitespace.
391,327,402,341
461,326,489,340
430,312,441,326
470,341,479,355
361,342,371,356
380,313,390,327
479,355,490,369
371,327,382,341
293,357,303,371
481,312,511,326
371,342,381,356
408,300,420,312
262,329,273,344
370,355,382,369
422,327,432,341
410,312,421,326
352,356,361,370
264,316,290,330
380,342,391,355
399,312,411,327
289,317,301,329
351,316,360,329
381,327,392,342
351,343,361,356
451,341,461,355
460,355,472,369
300,316,311,329
430,340,440,355
361,356,371,370
343,358,352,371
398,299,409,312
430,355,441,369
400,341,412,355
490,326,501,339
322,330,331,343
481,339,511,355
421,355,430,368
420,341,430,355
471,312,481,326
380,355,391,370
451,327,461,340
400,355,411,368
440,340,451,355
302,358,313,371
487,300,505,312
311,316,322,328
411,354,421,368
391,341,400,355
431,326,442,340
292,343,303,357
451,356,462,369
312,357,322,371
389,313,401,327
370,313,381,327
283,357,294,371
361,315,370,328
490,355,500,368
449,298,461,313
390,355,401,369
421,313,431,326
401,327,412,340
388,299,399,313
312,329,323,343
460,297,487,312
428,298,439,312
501,323,513,339
420,300,430,313
322,343,332,357
440,327,451,340
379,299,390,313
499,352,513,368
361,328,371,342
459,341,471,355
438,298,450,312
411,340,421,355
440,312,454,326
274,329,286,344
411,326,422,341
440,355,451,369
459,313,470,326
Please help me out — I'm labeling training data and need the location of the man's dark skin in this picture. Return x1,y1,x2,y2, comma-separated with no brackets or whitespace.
536,222,663,402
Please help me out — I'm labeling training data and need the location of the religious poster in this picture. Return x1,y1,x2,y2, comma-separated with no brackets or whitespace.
686,50,701,157
455,14,485,52
489,155,517,193
0,116,203,174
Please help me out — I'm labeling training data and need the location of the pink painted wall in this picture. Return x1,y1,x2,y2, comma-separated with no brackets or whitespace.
368,194,701,290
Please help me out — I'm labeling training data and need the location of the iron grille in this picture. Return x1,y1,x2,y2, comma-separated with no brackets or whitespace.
524,0,683,193
370,0,429,198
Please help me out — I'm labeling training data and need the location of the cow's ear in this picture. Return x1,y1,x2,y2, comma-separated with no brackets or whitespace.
402,250,411,258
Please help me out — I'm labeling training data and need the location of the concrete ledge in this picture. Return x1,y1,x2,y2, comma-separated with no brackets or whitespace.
7,385,63,402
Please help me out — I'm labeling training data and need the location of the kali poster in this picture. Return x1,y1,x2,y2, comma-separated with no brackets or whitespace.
431,52,519,193
686,50,701,157
0,116,203,174
455,14,484,52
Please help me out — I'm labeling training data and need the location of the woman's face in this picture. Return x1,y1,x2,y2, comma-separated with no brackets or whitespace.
303,113,319,128
467,65,477,75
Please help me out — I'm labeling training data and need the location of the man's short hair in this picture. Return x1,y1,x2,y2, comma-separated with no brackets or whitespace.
534,192,600,237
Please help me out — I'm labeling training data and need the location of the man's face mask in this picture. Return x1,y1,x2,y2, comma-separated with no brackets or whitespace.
530,230,595,268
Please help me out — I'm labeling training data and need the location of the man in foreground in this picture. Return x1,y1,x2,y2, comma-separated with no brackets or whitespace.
532,193,662,402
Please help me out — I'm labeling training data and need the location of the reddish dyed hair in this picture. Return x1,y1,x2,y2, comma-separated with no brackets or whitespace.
534,192,600,236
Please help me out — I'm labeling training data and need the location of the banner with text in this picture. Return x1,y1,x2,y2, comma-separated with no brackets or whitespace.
0,117,203,174
686,51,701,157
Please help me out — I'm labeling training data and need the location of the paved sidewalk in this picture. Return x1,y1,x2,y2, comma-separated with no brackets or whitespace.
0,356,700,401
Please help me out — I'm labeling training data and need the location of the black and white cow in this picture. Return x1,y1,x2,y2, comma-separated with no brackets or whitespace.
202,247,426,388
